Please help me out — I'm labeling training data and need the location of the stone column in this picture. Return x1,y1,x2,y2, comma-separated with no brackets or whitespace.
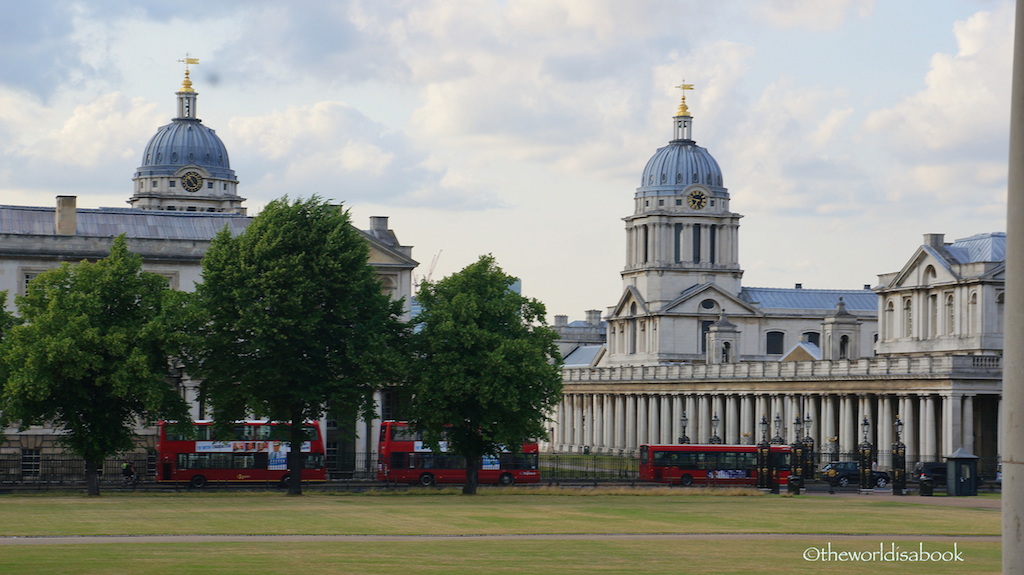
584,394,594,449
740,395,753,445
922,395,937,461
942,393,963,455
900,395,917,466
625,395,637,450
698,394,711,443
660,394,672,444
726,395,739,444
672,395,684,443
614,395,626,451
879,395,893,469
637,395,649,447
963,395,975,454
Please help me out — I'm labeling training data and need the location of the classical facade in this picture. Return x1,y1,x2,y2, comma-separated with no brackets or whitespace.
551,88,1002,474
0,68,417,468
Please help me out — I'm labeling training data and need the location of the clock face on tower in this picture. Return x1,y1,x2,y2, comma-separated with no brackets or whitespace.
687,189,707,210
182,171,203,193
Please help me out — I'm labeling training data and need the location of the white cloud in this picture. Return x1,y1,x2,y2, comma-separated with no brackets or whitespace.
750,0,875,32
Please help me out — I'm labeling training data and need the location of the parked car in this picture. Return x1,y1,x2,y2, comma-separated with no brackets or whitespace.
821,461,890,488
914,461,947,486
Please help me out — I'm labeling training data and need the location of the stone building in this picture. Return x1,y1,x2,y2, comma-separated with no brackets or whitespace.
0,69,417,472
551,87,1001,474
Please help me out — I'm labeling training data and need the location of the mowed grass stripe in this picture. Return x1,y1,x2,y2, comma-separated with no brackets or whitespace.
0,489,1000,537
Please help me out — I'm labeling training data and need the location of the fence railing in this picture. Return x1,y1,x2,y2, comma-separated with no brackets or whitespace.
0,450,1000,486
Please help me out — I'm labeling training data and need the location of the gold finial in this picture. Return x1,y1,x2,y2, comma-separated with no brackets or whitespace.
178,54,200,93
675,80,694,116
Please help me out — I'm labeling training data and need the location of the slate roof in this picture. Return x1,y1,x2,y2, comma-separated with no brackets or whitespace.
740,287,876,312
0,205,251,240
942,232,1005,264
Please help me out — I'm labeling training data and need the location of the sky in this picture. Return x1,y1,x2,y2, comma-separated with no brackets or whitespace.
0,0,1013,321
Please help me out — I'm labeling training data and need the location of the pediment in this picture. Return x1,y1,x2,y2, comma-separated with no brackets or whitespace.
888,246,959,289
662,283,761,317
608,286,650,318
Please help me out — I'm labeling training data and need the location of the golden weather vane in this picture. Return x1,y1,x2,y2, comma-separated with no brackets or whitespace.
177,54,200,93
675,79,694,116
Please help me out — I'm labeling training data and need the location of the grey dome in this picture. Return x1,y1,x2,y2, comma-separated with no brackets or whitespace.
134,118,236,181
639,140,723,192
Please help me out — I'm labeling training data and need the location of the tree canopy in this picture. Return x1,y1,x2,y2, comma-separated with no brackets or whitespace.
409,255,563,494
0,236,190,495
186,196,407,494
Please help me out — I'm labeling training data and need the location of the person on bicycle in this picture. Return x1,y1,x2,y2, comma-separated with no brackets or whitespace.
122,459,136,482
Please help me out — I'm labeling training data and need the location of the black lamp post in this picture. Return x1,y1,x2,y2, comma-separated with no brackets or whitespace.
858,416,873,491
891,415,906,495
789,415,804,494
771,412,784,445
802,413,815,480
678,411,690,445
710,413,722,444
756,415,772,491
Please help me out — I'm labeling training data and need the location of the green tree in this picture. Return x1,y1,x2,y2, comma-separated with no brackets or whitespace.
187,196,407,495
0,236,190,496
409,255,563,494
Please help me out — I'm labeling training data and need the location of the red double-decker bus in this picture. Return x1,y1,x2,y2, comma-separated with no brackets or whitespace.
156,420,327,488
376,421,540,486
638,443,791,487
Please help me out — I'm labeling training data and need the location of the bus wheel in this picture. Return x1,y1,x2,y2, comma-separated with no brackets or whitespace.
418,473,435,487
679,474,693,487
190,475,207,488
499,473,515,486
279,475,291,488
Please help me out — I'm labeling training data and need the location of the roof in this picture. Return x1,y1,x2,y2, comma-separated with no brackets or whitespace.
0,205,251,241
563,345,604,367
943,232,1005,264
740,287,876,312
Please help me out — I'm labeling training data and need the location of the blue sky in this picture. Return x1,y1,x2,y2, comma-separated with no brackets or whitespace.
0,0,1012,319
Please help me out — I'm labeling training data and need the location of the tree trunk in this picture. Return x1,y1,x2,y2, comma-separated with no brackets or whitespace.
85,459,100,496
287,421,304,496
463,454,480,495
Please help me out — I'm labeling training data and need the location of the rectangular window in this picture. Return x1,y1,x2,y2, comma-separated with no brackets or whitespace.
766,331,785,355
207,181,213,189
21,449,40,477
692,224,701,263
169,180,176,187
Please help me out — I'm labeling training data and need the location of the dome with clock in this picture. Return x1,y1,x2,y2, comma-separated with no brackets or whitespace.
635,89,727,214
130,65,246,214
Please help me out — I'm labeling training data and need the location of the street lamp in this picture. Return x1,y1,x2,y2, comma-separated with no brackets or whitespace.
678,411,690,445
892,415,906,495
858,416,873,491
771,412,784,445
710,413,722,444
802,413,815,481
789,415,804,494
756,414,772,491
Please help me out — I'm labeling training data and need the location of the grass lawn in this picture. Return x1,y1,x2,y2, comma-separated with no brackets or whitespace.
0,487,1001,574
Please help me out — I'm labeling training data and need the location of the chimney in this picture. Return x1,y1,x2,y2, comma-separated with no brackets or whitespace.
585,309,602,326
554,314,568,327
55,196,77,236
923,233,945,248
370,216,389,232
795,283,803,289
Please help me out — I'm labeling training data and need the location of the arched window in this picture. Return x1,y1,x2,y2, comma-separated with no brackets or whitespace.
629,303,638,354
839,335,850,359
924,265,937,285
945,293,955,336
903,298,913,338
968,292,978,335
802,332,820,346
884,300,895,340
998,292,1005,334
766,331,785,355
722,342,731,363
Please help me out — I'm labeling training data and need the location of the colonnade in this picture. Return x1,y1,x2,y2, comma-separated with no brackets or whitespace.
550,391,996,469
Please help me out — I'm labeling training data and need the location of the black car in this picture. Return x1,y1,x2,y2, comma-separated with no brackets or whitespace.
914,461,947,485
821,461,890,488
